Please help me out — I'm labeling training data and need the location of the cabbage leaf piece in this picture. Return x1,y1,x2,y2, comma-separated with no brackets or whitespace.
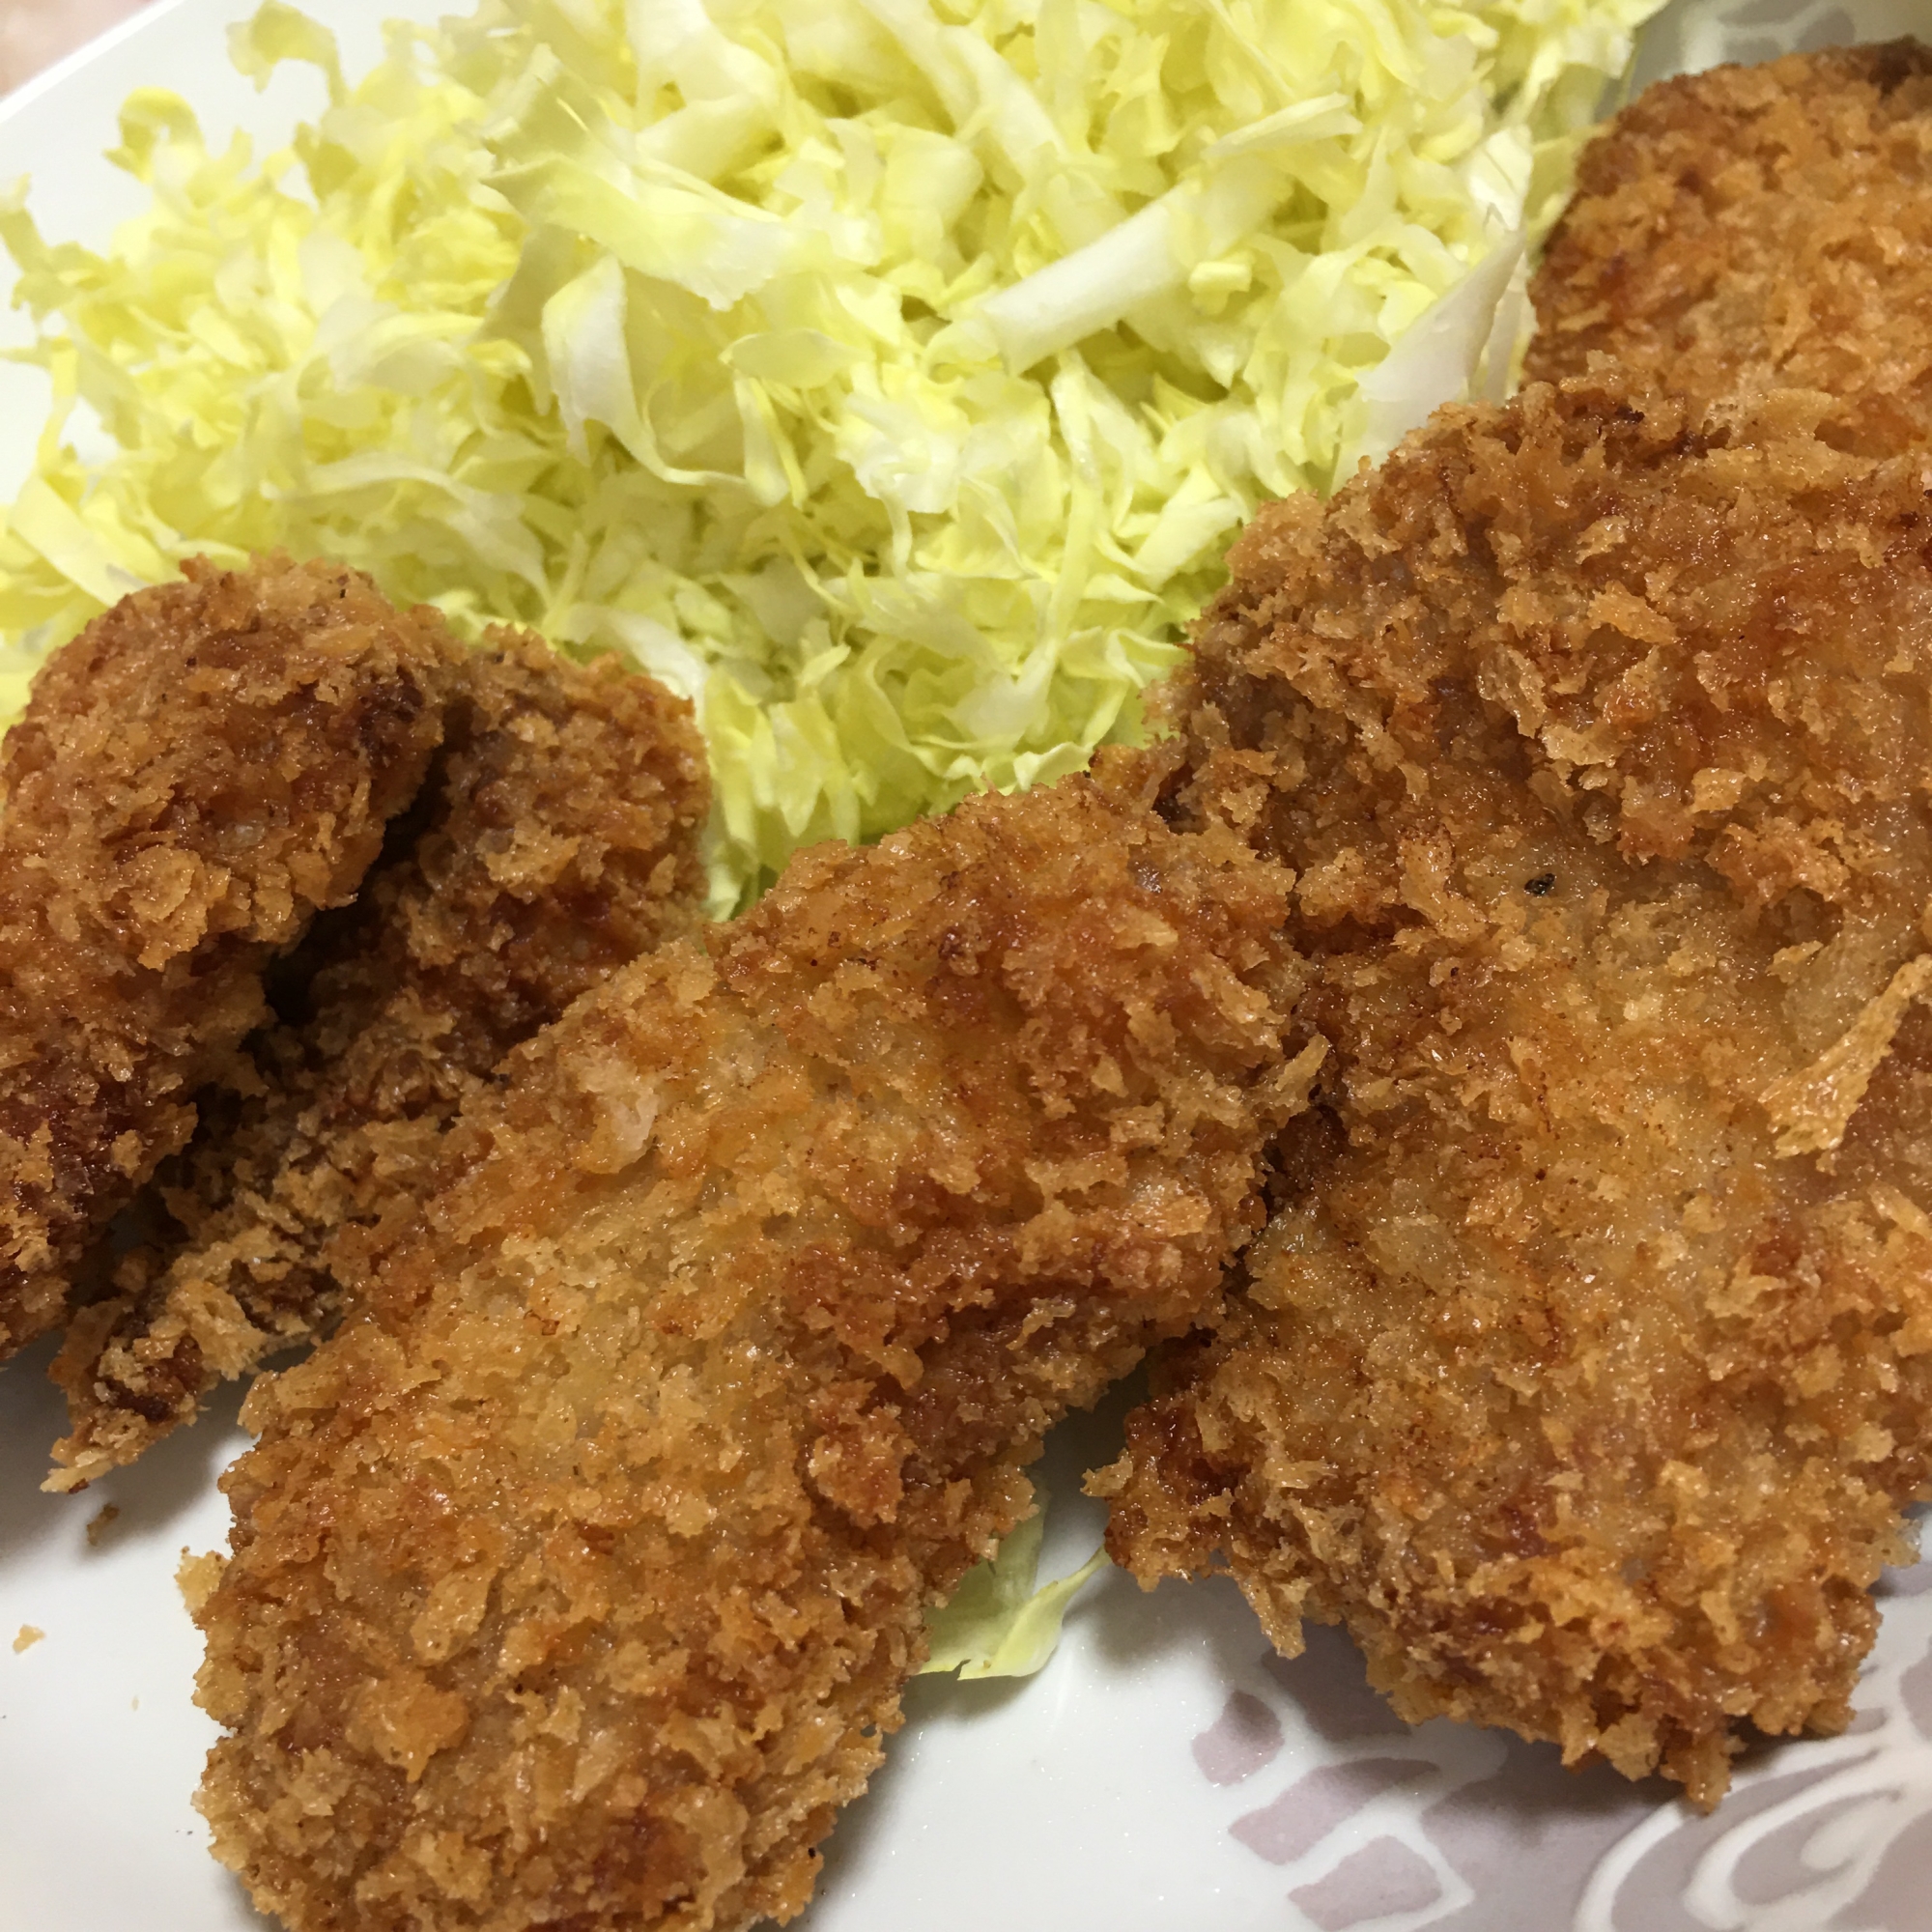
921,1488,1110,1682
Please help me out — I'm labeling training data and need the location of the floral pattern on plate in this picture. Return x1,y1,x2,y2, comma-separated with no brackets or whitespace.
1184,1520,1932,1930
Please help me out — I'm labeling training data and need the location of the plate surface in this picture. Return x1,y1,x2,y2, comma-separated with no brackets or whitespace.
3,3,1931,1929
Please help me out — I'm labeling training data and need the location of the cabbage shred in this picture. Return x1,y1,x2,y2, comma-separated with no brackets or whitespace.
0,0,1662,910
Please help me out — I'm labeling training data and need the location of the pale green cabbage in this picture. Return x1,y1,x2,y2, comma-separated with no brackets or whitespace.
921,1488,1109,1680
1,0,1663,910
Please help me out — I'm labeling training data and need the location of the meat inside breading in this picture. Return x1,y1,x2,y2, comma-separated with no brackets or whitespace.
47,631,710,1489
1098,372,1932,1808
191,770,1306,1932
1526,41,1932,451
0,555,460,1361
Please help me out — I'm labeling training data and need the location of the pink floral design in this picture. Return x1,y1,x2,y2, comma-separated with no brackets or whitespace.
1184,1531,1932,1930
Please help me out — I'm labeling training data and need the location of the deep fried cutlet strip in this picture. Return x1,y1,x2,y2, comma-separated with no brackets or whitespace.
0,556,459,1360
192,771,1307,1932
46,634,710,1488
1526,42,1932,450
1096,372,1932,1809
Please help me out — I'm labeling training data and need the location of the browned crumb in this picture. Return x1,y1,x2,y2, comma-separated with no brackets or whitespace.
1526,42,1932,452
0,555,459,1361
47,633,709,1489
85,1504,120,1547
192,770,1306,1932
1098,371,1932,1810
178,1549,224,1616
13,1627,43,1654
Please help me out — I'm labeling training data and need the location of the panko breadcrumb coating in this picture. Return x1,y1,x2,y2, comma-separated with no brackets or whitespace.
0,556,459,1360
192,770,1309,1932
1098,372,1932,1809
48,633,709,1489
1526,42,1932,449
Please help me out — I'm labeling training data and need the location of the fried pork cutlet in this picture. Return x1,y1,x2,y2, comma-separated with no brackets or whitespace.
0,556,459,1361
1097,371,1932,1808
193,771,1309,1932
47,633,710,1490
1526,41,1932,450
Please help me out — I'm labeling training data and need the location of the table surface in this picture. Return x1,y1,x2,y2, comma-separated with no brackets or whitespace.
0,0,151,98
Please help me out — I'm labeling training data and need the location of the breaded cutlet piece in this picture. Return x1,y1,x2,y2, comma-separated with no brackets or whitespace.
192,771,1309,1932
0,556,458,1361
1526,42,1932,450
47,633,710,1489
1096,372,1932,1809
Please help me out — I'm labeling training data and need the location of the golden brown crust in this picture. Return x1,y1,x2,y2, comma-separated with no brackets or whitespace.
47,634,711,1487
1526,42,1932,451
0,555,460,1359
1099,371,1932,1809
192,771,1305,1932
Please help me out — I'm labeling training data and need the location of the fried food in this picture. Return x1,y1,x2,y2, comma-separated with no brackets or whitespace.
1526,42,1932,450
190,768,1306,1932
1097,371,1932,1809
47,633,710,1489
0,555,459,1361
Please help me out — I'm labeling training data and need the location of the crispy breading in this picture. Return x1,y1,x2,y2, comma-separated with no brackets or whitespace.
191,770,1306,1932
1526,41,1932,450
1097,372,1932,1809
0,555,459,1360
47,633,710,1489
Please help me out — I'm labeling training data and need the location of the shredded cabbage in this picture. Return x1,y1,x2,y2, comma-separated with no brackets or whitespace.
921,1488,1109,1680
0,0,1663,909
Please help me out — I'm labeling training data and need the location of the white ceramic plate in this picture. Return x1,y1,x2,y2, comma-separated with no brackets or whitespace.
3,4,1932,1928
